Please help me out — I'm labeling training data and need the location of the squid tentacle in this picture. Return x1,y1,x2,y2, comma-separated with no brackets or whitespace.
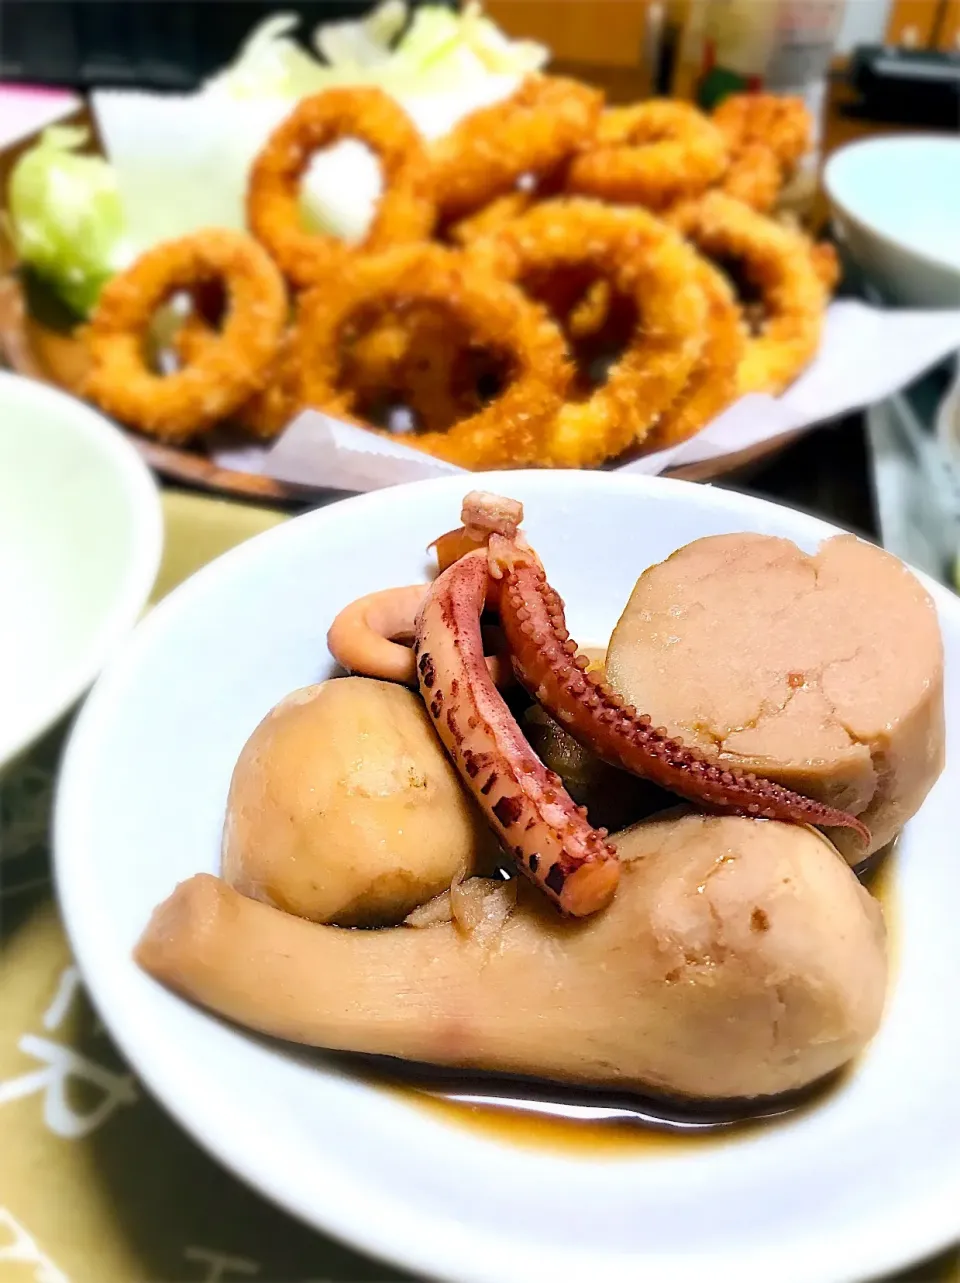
494,541,870,846
415,490,868,920
414,549,620,917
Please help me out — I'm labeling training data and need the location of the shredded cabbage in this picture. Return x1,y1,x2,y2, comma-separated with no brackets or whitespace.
6,126,130,315
203,12,335,99
314,0,408,71
206,1,548,99
392,2,547,82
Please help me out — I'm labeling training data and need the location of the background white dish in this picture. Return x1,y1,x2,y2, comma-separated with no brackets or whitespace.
54,472,960,1283
0,371,161,772
824,135,960,308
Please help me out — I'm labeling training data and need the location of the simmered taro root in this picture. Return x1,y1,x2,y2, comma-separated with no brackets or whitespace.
140,813,886,1100
221,677,498,926
606,533,944,859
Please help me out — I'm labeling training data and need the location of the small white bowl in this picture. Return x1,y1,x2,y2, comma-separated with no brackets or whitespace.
54,471,960,1283
824,136,960,308
0,371,162,770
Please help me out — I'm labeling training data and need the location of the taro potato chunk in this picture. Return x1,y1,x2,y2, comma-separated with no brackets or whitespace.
221,676,498,926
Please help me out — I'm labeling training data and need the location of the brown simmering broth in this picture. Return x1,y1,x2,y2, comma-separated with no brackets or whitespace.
379,1063,846,1156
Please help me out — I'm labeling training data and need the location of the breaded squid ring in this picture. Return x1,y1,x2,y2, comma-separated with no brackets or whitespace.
644,258,745,450
247,87,435,289
471,199,706,467
176,316,301,439
84,229,286,443
295,243,570,469
669,192,827,397
809,240,841,292
566,278,613,339
566,101,727,209
712,93,811,172
720,142,783,213
343,308,484,434
430,76,603,220
445,190,535,248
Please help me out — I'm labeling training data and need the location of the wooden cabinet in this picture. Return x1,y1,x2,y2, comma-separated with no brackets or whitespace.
885,0,946,47
934,0,960,48
484,0,651,67
484,0,655,99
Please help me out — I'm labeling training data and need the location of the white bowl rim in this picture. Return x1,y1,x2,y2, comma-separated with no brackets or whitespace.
53,470,960,1283
0,371,163,768
823,134,960,280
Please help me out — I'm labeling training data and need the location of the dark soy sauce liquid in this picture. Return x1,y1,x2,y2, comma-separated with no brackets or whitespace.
378,1063,843,1156
373,836,899,1155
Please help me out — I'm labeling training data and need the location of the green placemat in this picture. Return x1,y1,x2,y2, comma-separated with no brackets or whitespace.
1,492,955,1283
1,492,407,1283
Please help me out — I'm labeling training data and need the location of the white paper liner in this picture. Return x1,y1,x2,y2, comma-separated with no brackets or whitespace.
210,301,960,491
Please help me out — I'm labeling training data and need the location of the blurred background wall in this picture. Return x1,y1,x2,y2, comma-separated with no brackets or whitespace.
1,0,955,93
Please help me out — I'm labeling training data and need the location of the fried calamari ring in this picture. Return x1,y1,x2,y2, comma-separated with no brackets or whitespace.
669,192,827,396
720,142,783,213
430,76,603,220
644,258,744,450
84,229,286,443
247,87,435,289
809,240,841,292
442,165,570,248
344,307,490,434
176,316,301,439
445,191,535,248
472,199,707,467
566,101,727,209
712,93,811,173
566,278,613,339
296,244,570,469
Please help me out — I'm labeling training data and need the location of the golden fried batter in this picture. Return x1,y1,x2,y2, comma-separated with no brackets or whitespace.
247,87,435,289
645,258,745,450
176,316,302,439
471,199,708,467
295,244,570,469
84,229,286,443
669,192,828,396
431,76,602,220
567,101,728,209
720,142,784,213
445,190,536,248
712,93,811,172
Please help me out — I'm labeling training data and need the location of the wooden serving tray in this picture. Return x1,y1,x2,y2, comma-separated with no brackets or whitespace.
0,274,799,499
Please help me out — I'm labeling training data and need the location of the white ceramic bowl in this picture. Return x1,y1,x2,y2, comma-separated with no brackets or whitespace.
824,136,960,308
54,472,960,1283
0,372,162,770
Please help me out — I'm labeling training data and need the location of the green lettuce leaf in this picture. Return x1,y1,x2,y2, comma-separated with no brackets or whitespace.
314,0,408,71
6,126,129,315
206,2,548,100
204,12,335,99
